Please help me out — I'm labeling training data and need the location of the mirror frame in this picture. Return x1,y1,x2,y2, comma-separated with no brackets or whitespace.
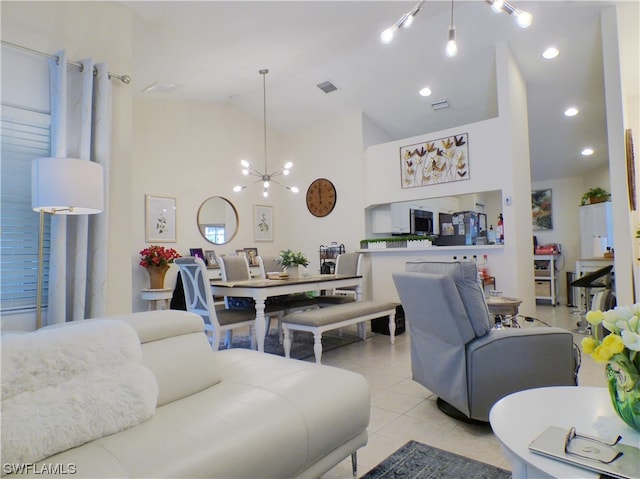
196,196,239,245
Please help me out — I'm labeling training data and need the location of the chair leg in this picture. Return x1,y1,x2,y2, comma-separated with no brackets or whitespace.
249,325,256,350
313,331,323,364
351,452,357,476
283,326,292,358
211,331,220,352
224,330,234,349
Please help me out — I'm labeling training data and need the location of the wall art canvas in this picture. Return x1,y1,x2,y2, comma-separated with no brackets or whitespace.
253,205,273,242
145,195,176,242
400,133,469,188
531,189,553,230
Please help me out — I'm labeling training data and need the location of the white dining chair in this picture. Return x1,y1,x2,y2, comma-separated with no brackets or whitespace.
174,257,256,351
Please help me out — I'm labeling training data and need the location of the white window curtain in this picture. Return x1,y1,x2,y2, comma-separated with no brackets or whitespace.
46,51,111,324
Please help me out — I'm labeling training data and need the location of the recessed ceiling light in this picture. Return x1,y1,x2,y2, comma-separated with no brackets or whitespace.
419,86,432,97
542,47,559,60
564,107,579,117
581,148,594,156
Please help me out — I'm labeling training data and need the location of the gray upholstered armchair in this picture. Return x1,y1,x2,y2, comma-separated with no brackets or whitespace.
392,261,578,423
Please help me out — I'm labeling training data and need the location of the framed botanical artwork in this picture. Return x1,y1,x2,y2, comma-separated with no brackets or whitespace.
253,205,273,242
145,195,176,242
244,247,259,266
531,189,553,230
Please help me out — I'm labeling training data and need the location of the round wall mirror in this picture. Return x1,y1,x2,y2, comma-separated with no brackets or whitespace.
197,196,239,245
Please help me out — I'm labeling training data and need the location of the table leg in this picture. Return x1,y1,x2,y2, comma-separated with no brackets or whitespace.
388,311,396,344
254,299,266,353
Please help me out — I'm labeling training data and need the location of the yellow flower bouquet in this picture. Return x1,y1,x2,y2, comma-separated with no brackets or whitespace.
581,304,640,431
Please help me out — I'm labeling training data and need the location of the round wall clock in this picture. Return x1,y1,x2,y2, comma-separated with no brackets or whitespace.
306,178,337,217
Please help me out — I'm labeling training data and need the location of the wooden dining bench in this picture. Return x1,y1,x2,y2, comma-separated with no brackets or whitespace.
282,301,397,364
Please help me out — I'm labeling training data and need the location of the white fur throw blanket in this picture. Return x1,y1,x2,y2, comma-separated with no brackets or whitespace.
1,320,159,465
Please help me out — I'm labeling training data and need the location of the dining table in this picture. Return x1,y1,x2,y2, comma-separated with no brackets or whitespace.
210,274,362,352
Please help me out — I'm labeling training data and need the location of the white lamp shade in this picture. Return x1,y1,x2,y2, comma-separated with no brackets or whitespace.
32,157,104,215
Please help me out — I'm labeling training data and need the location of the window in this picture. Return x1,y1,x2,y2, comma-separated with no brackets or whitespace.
204,225,226,244
1,107,51,312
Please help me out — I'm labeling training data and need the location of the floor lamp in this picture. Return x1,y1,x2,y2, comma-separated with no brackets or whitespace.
31,157,104,329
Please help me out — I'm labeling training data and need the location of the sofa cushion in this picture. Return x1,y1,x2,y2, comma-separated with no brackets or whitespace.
1,320,158,465
107,311,222,407
405,261,492,336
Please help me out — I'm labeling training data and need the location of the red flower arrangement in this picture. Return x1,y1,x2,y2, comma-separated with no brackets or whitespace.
139,245,181,268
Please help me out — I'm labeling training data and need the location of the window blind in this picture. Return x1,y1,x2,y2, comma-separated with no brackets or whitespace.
1,108,51,312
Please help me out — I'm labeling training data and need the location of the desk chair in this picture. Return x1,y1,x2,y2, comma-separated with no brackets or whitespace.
570,265,614,334
174,257,256,351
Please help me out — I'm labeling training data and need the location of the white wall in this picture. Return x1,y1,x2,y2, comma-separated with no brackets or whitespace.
363,44,537,314
531,176,584,305
132,98,366,311
132,98,278,311
281,111,366,275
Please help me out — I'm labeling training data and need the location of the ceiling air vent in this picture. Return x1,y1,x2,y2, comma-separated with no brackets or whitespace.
431,98,449,111
317,80,338,94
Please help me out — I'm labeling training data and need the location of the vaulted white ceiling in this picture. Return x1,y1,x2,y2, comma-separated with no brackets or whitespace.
126,1,637,182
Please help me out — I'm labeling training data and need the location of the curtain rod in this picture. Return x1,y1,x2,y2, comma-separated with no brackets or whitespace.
2,40,131,84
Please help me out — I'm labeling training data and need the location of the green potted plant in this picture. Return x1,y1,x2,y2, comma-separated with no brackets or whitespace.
581,187,611,205
277,249,309,278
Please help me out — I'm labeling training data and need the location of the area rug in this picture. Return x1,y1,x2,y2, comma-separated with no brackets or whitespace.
230,326,361,361
361,440,511,479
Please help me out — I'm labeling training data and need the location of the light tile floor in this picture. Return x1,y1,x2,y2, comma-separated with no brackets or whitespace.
314,304,607,478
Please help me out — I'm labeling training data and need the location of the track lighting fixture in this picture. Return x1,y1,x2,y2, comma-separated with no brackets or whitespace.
380,0,424,44
485,0,533,28
380,0,532,51
233,69,299,198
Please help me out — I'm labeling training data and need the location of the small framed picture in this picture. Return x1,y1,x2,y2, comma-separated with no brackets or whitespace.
254,205,273,242
244,247,259,266
205,250,217,267
190,248,205,260
236,249,247,258
145,195,176,242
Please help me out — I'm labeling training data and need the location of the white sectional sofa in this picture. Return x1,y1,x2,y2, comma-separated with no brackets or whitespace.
1,310,370,478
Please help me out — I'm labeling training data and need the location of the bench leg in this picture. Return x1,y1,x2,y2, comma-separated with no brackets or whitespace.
313,331,323,364
388,312,396,345
283,326,292,358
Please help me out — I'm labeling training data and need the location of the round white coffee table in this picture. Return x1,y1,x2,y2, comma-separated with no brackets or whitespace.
490,386,639,479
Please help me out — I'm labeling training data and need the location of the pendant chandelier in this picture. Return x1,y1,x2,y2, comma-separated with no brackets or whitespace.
233,69,299,198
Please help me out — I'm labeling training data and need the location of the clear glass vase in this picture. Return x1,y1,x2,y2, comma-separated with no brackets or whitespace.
606,356,640,432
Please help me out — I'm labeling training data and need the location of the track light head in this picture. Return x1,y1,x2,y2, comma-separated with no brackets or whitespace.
380,26,397,44
513,9,533,28
445,26,458,58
